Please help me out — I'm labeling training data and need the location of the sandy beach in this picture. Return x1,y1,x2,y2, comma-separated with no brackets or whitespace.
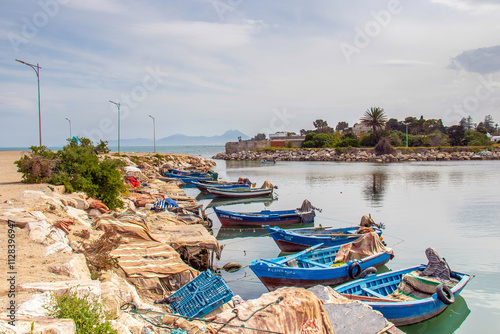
0,151,51,200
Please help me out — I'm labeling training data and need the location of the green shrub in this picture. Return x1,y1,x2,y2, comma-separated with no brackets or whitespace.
336,137,360,148
302,132,340,148
46,289,116,334
286,141,294,148
15,146,57,183
465,130,490,146
360,134,373,147
15,138,126,209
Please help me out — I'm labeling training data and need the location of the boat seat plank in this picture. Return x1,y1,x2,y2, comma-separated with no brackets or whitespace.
361,287,390,299
297,258,332,268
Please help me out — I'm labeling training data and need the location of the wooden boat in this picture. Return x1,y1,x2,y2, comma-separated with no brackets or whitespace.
334,264,471,326
170,168,208,176
205,187,273,198
249,232,394,291
261,159,276,164
164,172,214,184
192,181,250,193
213,205,316,227
266,225,383,252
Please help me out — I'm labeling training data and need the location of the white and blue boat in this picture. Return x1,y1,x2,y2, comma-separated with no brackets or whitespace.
334,264,471,326
250,232,394,291
266,224,384,252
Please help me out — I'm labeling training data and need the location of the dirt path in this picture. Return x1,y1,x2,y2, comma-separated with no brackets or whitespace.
0,151,51,201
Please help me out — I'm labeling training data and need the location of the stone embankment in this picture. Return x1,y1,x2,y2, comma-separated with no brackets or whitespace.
213,147,500,163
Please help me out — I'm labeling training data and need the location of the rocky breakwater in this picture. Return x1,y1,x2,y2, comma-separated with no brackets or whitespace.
0,152,220,333
213,147,500,163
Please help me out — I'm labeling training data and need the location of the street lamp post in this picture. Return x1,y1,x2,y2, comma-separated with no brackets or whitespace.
149,115,156,153
16,59,42,146
405,123,408,148
109,100,121,154
65,118,72,138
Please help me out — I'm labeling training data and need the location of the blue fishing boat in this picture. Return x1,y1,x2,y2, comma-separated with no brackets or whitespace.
250,232,394,291
205,186,274,198
164,172,214,184
213,201,317,227
335,263,471,326
170,168,208,176
266,223,384,252
192,181,251,193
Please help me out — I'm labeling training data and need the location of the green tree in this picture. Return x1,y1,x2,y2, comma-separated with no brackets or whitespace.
253,133,266,140
447,125,465,146
313,119,333,133
360,107,387,144
464,130,490,146
335,121,349,132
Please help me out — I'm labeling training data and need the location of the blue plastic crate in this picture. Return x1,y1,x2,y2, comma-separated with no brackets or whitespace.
169,270,234,318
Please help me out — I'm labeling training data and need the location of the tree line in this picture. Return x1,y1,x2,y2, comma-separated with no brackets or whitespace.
254,108,499,149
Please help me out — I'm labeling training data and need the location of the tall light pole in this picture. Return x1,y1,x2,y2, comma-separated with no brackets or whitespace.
149,115,156,153
65,118,72,138
405,123,408,148
16,59,42,146
109,100,121,154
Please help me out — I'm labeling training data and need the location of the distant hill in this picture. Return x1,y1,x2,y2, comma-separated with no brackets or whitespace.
107,130,250,146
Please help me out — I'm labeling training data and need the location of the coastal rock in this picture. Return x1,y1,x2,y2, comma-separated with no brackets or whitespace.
50,254,91,280
27,220,52,243
109,320,133,334
16,291,54,317
45,241,73,256
0,317,76,334
21,279,101,299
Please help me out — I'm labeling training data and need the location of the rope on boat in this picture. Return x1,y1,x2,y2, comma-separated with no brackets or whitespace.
120,299,286,334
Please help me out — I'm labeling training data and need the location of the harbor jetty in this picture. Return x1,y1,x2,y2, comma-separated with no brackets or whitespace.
213,146,500,162
0,151,404,333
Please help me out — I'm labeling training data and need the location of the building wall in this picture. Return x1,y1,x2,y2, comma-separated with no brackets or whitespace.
225,140,270,154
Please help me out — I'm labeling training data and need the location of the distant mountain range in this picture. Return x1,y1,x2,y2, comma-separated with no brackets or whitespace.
107,130,250,146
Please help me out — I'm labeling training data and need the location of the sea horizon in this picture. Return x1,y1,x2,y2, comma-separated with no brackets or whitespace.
0,144,226,159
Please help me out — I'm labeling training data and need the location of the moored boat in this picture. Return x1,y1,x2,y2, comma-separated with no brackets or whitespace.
205,182,275,198
250,232,394,291
213,200,318,227
334,249,471,326
192,181,251,193
266,215,384,252
164,172,214,184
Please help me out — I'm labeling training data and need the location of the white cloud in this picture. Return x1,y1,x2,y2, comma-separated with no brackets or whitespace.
131,20,261,49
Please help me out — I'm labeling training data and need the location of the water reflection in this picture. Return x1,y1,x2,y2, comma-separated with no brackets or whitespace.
400,295,471,334
407,171,440,189
206,197,276,208
216,222,311,240
363,171,387,207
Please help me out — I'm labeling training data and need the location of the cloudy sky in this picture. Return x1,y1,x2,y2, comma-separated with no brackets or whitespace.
1,0,500,147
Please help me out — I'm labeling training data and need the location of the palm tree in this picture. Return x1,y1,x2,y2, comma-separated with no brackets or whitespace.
360,107,387,138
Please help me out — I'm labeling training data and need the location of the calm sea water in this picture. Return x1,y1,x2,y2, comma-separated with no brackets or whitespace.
0,145,225,159
182,159,500,334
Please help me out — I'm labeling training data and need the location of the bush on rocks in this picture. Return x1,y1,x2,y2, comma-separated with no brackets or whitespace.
374,137,395,155
15,138,126,209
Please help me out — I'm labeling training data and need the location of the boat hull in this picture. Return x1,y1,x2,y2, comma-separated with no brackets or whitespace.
267,225,383,252
250,252,392,291
164,172,213,184
206,187,273,198
335,265,471,326
214,208,306,227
